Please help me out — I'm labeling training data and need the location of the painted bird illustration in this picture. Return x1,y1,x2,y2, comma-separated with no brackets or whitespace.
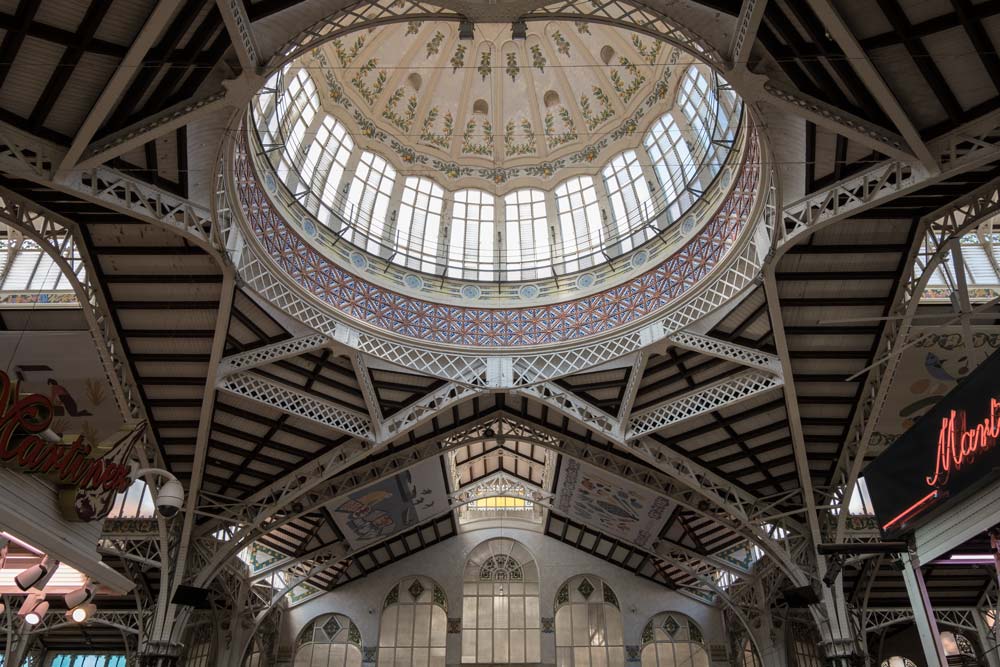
924,352,957,382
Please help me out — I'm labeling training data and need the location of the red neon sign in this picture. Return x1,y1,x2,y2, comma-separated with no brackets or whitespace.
925,398,1000,487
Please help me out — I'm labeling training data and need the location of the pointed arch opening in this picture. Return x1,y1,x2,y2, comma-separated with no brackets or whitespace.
378,576,448,667
554,575,625,667
295,613,363,667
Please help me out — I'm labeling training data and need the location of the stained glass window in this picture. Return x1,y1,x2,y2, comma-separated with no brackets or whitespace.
48,657,127,667
378,577,447,667
294,613,363,667
461,539,541,663
554,575,625,667
640,613,709,667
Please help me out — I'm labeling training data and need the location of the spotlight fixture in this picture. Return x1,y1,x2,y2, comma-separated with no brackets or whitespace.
15,556,58,591
18,594,48,625
67,603,96,623
459,20,474,40
482,426,496,439
511,20,527,40
64,582,95,610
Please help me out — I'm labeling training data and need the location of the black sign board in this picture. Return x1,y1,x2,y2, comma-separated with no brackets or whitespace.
863,346,1000,536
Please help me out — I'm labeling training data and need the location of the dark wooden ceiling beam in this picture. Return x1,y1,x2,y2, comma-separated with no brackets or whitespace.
0,0,41,88
860,0,1000,50
28,0,114,130
875,0,964,123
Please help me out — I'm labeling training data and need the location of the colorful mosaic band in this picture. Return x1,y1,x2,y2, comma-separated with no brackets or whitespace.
231,126,760,347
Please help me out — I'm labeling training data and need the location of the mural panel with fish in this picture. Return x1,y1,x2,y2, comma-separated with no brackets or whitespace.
554,458,671,547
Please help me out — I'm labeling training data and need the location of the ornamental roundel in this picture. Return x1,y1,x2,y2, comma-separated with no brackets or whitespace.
230,126,762,348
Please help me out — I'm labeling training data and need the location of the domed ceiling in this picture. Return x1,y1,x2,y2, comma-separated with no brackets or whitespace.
305,19,696,187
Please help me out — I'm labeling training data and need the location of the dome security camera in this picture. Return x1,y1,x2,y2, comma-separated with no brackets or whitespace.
155,479,184,518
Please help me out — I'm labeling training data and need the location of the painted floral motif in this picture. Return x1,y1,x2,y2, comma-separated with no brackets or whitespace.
524,159,565,178
611,56,646,103
580,86,616,130
333,35,366,67
432,160,474,179
389,140,427,164
506,52,520,82
610,114,641,141
575,21,591,34
552,30,571,56
504,118,536,156
570,142,602,163
478,50,491,80
450,44,466,73
461,118,494,156
419,107,453,150
530,44,546,71
425,30,444,57
478,166,517,184
382,87,418,131
350,58,387,105
544,106,577,149
405,20,422,36
352,109,387,141
632,35,662,65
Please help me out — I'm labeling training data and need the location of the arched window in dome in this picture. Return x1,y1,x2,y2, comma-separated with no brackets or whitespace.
276,68,320,186
640,613,708,667
449,190,496,281
294,613,363,667
554,176,602,273
602,150,653,252
378,577,447,667
504,189,551,280
461,539,541,663
643,114,695,220
345,151,396,254
879,658,917,667
397,176,445,273
554,575,625,667
302,116,354,220
678,66,713,156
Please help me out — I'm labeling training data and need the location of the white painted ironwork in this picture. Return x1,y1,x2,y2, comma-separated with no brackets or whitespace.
217,334,330,376
667,331,781,373
627,369,783,438
218,371,374,440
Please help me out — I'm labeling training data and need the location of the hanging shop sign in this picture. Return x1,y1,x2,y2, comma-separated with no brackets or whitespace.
864,347,1000,536
0,369,144,522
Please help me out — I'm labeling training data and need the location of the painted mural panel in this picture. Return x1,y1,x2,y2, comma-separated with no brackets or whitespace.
874,326,1000,448
330,458,449,550
554,457,671,547
0,331,122,443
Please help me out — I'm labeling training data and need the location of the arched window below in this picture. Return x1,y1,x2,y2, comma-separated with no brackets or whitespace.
378,577,448,667
461,539,541,663
880,658,918,667
640,613,708,667
739,638,760,667
788,626,823,667
941,630,977,664
554,575,624,667
295,613,362,667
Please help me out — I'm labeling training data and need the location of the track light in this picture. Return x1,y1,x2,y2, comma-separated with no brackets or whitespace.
18,594,47,625
16,556,58,591
67,603,95,623
64,582,95,609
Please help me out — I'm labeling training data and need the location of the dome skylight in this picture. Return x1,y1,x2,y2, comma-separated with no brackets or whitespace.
250,19,743,282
